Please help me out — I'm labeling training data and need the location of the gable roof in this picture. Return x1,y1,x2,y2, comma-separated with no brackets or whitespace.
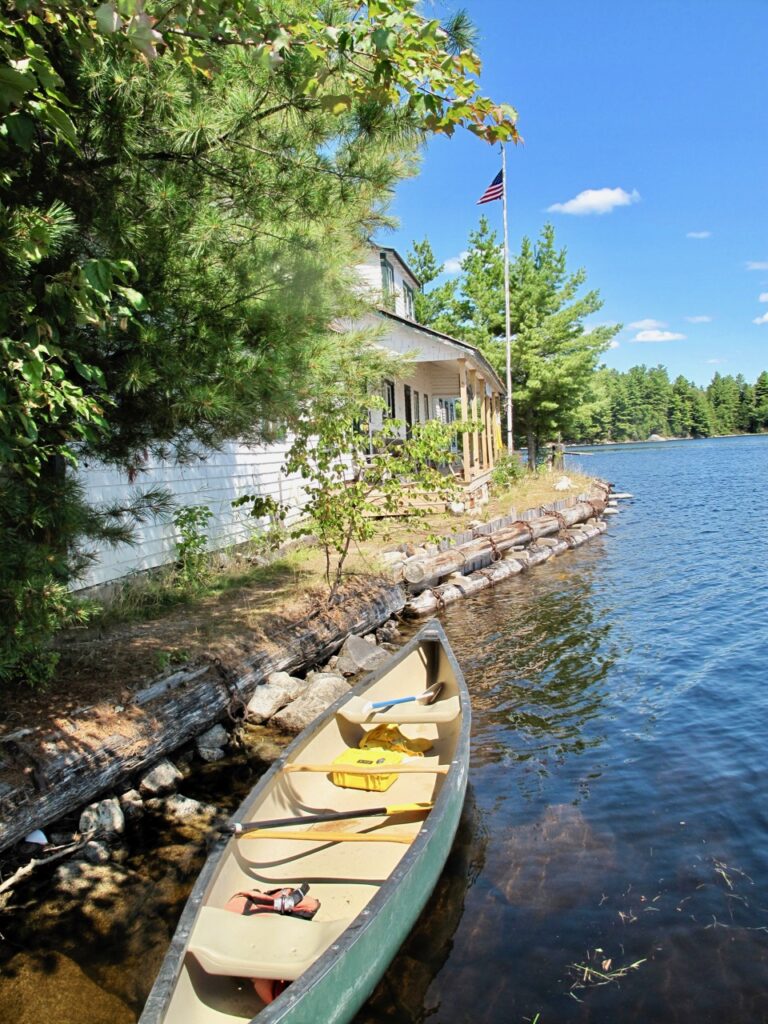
375,307,505,394
376,246,422,288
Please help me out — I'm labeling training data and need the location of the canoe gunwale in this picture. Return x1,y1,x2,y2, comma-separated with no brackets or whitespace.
139,620,470,1024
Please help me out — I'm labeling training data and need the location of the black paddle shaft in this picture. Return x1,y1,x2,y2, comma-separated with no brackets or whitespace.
218,804,394,836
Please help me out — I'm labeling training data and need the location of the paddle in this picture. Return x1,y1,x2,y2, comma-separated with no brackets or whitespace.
219,801,433,836
363,681,444,714
237,829,414,844
283,763,449,775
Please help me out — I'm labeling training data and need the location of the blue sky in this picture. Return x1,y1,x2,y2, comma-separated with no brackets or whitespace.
384,0,768,386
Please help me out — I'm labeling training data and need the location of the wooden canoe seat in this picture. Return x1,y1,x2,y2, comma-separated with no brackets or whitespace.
188,907,348,979
337,694,460,725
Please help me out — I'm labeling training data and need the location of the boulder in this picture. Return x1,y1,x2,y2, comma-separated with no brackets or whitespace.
79,797,125,837
162,793,217,825
334,634,389,677
375,619,401,644
138,759,182,797
245,671,310,724
196,723,229,751
119,789,144,822
197,746,226,763
83,839,112,864
271,674,350,734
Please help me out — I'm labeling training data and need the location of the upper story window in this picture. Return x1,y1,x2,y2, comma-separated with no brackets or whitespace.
403,281,415,319
380,254,395,305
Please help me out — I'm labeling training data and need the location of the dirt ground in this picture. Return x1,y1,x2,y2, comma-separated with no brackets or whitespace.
0,470,595,740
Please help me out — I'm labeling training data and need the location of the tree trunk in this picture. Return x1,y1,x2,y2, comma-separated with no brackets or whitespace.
0,579,405,855
526,412,537,470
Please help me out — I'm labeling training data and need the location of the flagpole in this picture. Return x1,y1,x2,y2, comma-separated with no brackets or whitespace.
501,143,514,452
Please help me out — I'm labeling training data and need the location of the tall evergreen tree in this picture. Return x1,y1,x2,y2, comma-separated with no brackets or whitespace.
0,0,519,682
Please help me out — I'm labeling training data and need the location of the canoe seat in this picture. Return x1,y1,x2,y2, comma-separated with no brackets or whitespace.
337,694,460,725
188,907,348,979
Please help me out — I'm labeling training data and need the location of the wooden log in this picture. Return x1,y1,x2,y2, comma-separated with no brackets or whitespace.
402,589,439,619
402,498,604,588
0,580,406,855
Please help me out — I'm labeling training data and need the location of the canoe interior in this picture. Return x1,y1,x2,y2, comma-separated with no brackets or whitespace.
158,633,464,1024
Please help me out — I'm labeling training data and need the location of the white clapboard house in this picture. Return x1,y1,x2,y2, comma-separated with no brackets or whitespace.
75,245,505,591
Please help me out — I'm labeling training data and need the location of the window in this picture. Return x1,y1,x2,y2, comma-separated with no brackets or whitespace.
403,281,415,319
413,390,420,423
383,379,396,419
423,393,430,421
380,254,395,305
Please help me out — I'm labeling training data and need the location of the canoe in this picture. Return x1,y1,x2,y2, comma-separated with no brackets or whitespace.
139,621,470,1024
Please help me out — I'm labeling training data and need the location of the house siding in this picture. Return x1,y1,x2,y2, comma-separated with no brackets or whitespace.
73,441,310,591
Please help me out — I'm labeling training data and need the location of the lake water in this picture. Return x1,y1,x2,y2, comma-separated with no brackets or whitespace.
2,435,767,1024
362,434,768,1024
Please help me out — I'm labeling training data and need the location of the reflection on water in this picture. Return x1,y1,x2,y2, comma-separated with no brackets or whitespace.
3,436,768,1024
368,436,768,1024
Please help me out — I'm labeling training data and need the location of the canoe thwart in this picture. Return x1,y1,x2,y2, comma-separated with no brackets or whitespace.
283,762,450,775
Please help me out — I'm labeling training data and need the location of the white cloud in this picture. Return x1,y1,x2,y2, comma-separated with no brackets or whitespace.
706,358,726,365
547,187,640,216
442,250,468,275
686,230,711,239
628,318,667,330
608,340,620,350
632,329,687,343
753,312,768,325
685,315,712,323
759,293,768,303
746,261,768,271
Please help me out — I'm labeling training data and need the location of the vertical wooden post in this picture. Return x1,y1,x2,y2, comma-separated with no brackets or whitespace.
487,393,499,468
459,360,472,484
481,389,491,469
469,368,479,476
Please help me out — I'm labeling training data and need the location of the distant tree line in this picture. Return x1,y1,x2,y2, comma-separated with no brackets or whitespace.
568,366,768,443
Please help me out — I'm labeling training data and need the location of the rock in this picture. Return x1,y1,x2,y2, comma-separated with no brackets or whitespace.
553,476,573,492
375,620,401,644
271,675,350,734
119,789,144,822
197,746,225,763
196,723,229,751
79,797,125,837
449,501,466,515
245,670,310,723
335,634,389,676
424,542,439,556
162,793,217,825
362,633,377,645
325,655,339,670
139,759,183,797
83,839,111,864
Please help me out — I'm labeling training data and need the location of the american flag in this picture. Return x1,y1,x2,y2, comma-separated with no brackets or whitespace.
477,170,503,205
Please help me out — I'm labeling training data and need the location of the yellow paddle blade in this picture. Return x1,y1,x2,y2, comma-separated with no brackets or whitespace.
384,802,434,814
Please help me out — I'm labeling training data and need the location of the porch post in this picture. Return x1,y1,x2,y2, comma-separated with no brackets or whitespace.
486,391,495,469
459,359,472,484
482,388,491,469
469,368,480,476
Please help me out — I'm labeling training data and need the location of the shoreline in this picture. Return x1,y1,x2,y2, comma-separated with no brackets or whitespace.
0,483,615,867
